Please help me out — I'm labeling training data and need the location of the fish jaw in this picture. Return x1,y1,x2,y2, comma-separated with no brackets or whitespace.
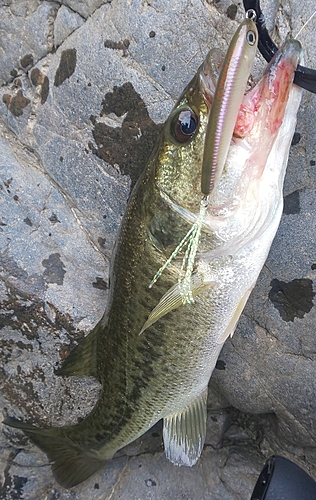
199,48,220,105
155,39,302,224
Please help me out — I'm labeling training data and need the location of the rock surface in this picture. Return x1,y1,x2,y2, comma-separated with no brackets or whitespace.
1,0,316,498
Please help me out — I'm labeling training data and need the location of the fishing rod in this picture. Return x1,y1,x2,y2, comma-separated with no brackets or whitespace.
243,0,316,93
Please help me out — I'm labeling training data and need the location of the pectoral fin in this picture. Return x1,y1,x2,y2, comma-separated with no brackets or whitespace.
163,388,208,466
140,277,215,335
217,287,253,344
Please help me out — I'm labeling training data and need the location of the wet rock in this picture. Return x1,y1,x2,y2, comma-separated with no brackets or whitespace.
54,48,77,87
92,82,163,188
283,189,300,214
19,54,34,69
2,90,31,117
268,278,315,321
30,68,50,105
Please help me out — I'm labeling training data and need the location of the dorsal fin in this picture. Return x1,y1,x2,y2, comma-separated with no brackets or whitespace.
56,322,102,379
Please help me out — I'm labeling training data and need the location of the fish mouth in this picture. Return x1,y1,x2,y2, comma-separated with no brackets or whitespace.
199,48,222,107
233,38,302,140
200,38,302,195
200,38,302,129
198,37,302,221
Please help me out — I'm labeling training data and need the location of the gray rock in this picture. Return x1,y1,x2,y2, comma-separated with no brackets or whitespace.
0,1,58,86
54,5,85,48
1,0,316,498
62,0,109,19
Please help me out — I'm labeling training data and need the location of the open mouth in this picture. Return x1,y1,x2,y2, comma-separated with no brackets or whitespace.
232,39,302,141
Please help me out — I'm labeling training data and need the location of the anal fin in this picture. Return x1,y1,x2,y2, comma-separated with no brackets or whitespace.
163,388,208,467
56,322,101,379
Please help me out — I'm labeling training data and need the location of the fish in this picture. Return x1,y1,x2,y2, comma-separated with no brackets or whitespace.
3,23,303,489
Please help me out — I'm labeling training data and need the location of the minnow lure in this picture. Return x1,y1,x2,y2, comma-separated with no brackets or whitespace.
201,9,258,195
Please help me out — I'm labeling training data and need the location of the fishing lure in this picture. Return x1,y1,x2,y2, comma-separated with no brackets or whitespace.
201,9,258,195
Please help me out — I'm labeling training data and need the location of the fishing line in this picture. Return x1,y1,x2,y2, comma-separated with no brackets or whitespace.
149,195,209,304
178,196,208,303
294,10,316,39
243,0,316,93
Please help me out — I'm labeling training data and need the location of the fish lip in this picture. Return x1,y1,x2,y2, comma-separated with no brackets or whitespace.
231,37,303,140
262,38,303,79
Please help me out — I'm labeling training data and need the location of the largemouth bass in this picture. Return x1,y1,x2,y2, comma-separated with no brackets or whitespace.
4,26,303,489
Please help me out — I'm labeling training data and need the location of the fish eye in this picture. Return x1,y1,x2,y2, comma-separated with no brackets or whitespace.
170,108,199,144
246,29,256,46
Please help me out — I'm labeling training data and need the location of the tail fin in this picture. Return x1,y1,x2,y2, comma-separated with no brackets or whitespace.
3,417,106,488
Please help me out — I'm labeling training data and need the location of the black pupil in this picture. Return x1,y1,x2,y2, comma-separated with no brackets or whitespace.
178,110,196,135
247,31,255,44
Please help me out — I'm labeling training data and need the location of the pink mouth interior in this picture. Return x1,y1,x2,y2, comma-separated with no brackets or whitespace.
233,57,298,140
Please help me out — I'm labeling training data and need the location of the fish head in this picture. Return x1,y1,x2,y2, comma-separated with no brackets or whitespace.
154,37,303,244
153,69,211,211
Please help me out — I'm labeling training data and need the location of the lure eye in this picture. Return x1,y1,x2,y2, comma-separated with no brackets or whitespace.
171,108,199,144
246,29,257,46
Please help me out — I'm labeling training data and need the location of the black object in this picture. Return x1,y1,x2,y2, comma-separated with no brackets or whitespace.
243,0,316,94
250,455,316,500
